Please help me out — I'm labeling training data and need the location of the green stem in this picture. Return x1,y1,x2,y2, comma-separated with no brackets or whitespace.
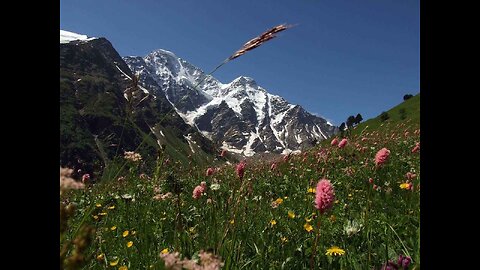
310,213,321,270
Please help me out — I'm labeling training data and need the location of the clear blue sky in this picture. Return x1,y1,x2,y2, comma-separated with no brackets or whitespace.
60,0,419,125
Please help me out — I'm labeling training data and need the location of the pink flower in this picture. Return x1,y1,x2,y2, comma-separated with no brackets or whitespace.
236,162,246,180
283,154,290,162
270,162,277,171
375,148,391,166
81,173,90,183
361,137,368,142
368,178,374,184
192,185,205,199
314,179,335,214
412,142,420,153
330,138,339,146
338,138,348,148
220,149,227,157
206,167,215,176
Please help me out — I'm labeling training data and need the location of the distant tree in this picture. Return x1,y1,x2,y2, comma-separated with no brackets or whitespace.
399,108,407,120
403,94,413,101
346,115,356,128
380,111,390,122
355,113,363,125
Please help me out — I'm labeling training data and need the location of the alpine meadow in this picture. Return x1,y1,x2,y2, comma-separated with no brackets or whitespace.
60,2,420,269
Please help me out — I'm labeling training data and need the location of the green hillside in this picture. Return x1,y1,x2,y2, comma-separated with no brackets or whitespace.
352,94,420,135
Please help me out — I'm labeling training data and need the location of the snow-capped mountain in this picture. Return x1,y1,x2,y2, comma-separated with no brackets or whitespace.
125,49,337,156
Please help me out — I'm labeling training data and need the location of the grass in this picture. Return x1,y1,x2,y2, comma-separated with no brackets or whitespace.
351,94,420,136
60,100,420,269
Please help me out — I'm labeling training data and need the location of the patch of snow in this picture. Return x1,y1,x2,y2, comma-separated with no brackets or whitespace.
184,134,196,154
315,124,327,140
221,141,243,154
243,131,259,157
60,30,96,44
282,149,301,155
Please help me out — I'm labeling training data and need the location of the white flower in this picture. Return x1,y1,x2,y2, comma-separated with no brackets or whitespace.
210,183,220,191
344,220,363,237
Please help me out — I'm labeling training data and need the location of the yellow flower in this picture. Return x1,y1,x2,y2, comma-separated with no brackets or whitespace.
230,219,235,224
275,198,284,205
305,213,315,223
127,241,133,248
284,196,288,200
111,226,117,231
307,187,316,193
400,183,410,189
95,203,102,208
109,257,119,266
325,246,345,256
288,211,296,219
98,212,107,216
93,215,99,220
108,205,115,210
119,266,128,270
161,248,169,254
281,236,288,243
122,230,129,237
304,223,314,232
270,219,277,226
96,253,105,261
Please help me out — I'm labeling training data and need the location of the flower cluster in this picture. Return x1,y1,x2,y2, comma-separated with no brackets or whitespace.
160,250,224,270
314,179,335,214
124,151,142,162
60,167,84,191
192,182,207,199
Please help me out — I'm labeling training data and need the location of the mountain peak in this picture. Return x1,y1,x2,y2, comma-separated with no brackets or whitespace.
60,30,96,44
232,76,256,84
151,48,178,58
124,49,338,156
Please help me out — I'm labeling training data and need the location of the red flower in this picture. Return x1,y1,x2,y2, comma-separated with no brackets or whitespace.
270,162,277,171
206,167,215,176
236,162,246,180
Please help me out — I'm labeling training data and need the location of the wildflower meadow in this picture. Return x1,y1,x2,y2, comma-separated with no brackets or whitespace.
60,117,420,270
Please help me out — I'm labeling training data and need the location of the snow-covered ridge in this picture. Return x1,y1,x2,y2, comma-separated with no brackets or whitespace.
60,30,97,44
